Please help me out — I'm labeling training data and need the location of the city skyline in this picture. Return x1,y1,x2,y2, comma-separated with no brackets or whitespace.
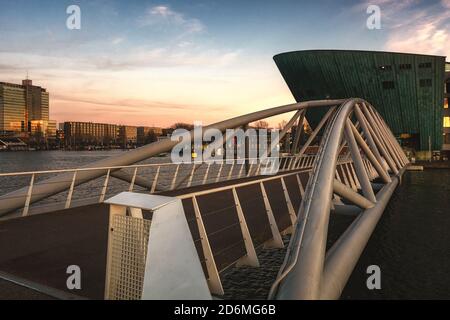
1,0,449,127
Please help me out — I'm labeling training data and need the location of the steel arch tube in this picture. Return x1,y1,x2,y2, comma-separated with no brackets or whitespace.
275,99,356,300
319,171,403,299
354,104,384,168
332,179,374,209
274,98,408,300
0,99,344,216
344,119,376,203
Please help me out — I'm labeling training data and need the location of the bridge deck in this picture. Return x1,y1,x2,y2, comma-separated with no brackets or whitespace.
0,168,311,300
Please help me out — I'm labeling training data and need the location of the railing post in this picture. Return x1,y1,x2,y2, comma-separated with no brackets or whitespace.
203,163,211,184
232,188,260,267
344,163,357,190
337,164,350,187
246,163,253,177
215,162,224,183
298,157,303,169
281,177,297,227
99,169,111,202
192,196,224,295
287,157,294,170
170,164,180,190
187,164,196,188
238,162,245,178
256,162,262,176
129,167,138,192
22,173,35,217
150,166,160,193
65,170,77,209
260,182,284,248
227,162,235,180
349,162,361,189
294,157,301,169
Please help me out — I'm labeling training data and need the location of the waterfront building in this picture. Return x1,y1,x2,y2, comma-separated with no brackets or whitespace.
444,63,450,150
63,121,119,148
29,120,56,137
274,50,448,151
137,126,163,145
63,121,164,148
0,79,50,134
118,125,138,147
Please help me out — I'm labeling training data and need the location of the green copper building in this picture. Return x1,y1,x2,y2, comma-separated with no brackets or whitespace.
274,50,447,151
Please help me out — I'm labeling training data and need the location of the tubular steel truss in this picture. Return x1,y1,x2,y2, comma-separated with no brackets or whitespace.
0,98,409,300
0,99,344,216
270,99,408,300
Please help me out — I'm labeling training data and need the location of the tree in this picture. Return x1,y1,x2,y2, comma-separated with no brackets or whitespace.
171,122,194,131
277,120,288,131
253,120,269,129
304,119,312,135
145,130,158,144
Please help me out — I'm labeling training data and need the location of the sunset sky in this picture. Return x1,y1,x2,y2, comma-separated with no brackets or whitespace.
0,0,449,127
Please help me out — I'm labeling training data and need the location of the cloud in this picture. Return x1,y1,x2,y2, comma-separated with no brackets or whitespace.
351,0,420,25
0,45,241,73
382,2,450,57
350,0,450,58
385,22,449,57
111,37,125,45
90,47,241,70
51,93,215,112
138,5,205,34
50,93,228,126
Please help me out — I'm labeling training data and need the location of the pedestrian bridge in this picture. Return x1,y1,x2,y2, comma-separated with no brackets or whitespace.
0,98,408,300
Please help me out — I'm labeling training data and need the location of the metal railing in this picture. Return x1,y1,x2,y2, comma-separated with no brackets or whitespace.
0,154,324,218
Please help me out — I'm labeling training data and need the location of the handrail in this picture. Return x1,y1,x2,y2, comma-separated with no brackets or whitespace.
0,154,324,218
0,156,290,177
177,157,352,200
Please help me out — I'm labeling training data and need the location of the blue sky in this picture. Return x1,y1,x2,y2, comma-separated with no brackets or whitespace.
0,0,449,126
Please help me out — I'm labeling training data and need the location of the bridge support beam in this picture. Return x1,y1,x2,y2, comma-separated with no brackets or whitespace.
320,171,402,299
333,179,374,209
271,98,408,301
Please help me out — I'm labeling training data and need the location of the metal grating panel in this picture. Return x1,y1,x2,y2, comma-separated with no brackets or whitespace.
108,215,151,300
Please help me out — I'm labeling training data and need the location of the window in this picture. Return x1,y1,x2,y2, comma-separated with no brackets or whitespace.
445,98,448,109
418,62,432,68
378,65,392,71
399,63,412,70
382,81,395,89
419,79,432,87
444,116,450,128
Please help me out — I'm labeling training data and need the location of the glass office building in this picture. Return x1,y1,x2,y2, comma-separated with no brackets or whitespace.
0,79,50,134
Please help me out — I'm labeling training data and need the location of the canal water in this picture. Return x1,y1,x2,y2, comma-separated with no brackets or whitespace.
0,151,449,299
342,169,450,299
0,151,172,209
